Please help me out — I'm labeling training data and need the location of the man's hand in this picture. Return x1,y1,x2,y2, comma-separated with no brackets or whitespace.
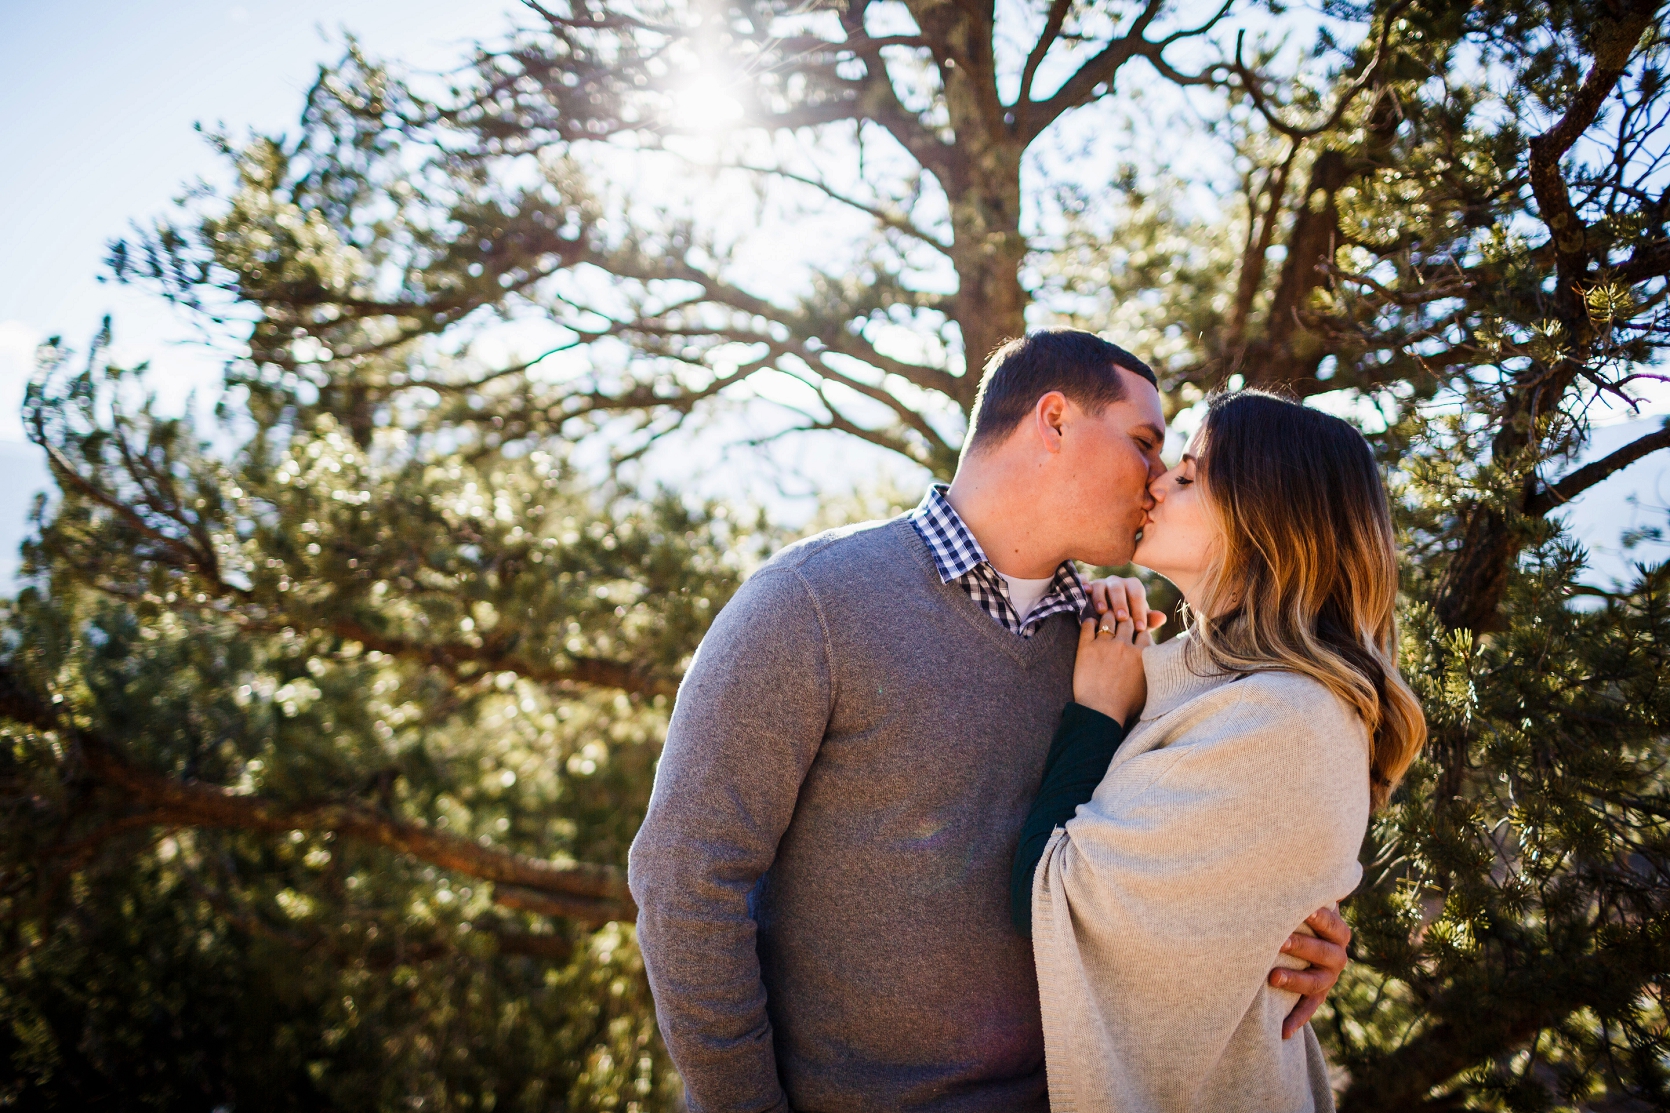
1271,906,1351,1039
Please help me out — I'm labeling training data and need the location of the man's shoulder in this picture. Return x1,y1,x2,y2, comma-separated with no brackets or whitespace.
758,516,922,583
710,516,926,633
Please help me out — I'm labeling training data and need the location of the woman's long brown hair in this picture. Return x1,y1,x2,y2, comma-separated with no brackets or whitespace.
1186,390,1427,808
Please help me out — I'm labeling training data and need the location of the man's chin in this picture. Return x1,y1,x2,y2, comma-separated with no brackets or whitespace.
1076,537,1140,569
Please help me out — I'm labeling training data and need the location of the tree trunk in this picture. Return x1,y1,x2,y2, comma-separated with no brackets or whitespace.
947,161,1029,404
1430,501,1522,633
1240,88,1401,390
906,0,1029,408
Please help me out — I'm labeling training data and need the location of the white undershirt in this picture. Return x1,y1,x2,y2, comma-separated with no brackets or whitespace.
996,571,1056,624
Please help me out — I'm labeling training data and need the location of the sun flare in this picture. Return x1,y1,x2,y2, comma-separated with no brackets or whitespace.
671,70,745,133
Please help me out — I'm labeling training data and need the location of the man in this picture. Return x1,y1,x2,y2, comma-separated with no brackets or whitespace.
629,330,1350,1111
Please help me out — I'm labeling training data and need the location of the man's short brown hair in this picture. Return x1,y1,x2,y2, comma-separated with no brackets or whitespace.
964,329,1157,452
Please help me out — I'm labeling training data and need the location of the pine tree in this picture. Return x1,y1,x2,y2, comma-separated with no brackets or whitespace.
3,0,1668,1109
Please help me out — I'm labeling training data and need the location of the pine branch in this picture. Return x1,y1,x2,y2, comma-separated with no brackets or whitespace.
1339,923,1670,1111
186,867,577,965
1435,3,1664,633
0,663,636,926
30,451,681,702
311,615,680,701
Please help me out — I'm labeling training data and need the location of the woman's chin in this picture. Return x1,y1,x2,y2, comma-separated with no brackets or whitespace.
1131,542,1171,582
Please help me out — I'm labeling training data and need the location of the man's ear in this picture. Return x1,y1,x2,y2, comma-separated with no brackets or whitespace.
1033,391,1069,454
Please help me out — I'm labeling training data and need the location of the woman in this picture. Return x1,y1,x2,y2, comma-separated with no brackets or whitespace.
1011,390,1426,1112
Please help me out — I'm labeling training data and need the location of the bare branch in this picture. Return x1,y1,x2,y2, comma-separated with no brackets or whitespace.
722,160,952,256
1019,0,1074,105
1227,142,1299,346
1022,0,1169,140
1618,236,1670,284
769,33,931,54
1528,422,1670,514
1527,0,1662,264
1229,2,1410,141
521,0,682,39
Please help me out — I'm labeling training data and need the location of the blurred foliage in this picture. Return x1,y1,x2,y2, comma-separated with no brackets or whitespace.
3,0,1669,1109
0,330,759,1109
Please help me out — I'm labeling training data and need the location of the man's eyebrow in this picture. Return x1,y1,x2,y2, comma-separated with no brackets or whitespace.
1133,423,1165,442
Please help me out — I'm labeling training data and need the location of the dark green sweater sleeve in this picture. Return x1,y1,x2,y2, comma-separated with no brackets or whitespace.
1011,702,1126,937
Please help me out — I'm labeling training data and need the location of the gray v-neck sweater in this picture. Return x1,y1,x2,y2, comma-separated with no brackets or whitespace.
629,517,1078,1112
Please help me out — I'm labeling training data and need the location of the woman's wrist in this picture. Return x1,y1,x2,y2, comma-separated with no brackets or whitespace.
1014,701,1129,935
1070,698,1129,729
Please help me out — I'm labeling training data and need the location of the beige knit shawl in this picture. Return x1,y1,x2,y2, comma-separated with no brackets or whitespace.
1031,633,1371,1112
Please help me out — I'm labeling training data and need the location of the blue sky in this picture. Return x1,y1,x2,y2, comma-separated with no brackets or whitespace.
0,1,520,393
0,0,522,581
0,0,1665,586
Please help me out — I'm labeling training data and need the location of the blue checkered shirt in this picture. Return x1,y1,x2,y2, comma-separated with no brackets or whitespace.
908,484,1089,638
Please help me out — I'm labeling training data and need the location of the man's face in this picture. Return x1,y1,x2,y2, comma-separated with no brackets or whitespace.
1057,371,1167,566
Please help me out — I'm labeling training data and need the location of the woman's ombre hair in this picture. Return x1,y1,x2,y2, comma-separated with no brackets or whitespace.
1186,390,1426,808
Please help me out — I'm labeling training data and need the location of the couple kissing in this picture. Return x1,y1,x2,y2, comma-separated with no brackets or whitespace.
629,329,1427,1113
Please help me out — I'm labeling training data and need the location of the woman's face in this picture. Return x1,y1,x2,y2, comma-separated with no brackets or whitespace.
1132,430,1221,603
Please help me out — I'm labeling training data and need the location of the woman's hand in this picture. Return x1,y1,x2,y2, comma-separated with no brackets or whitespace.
1087,575,1169,634
1073,606,1153,726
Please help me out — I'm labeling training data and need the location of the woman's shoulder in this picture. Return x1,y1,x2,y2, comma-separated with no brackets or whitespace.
1208,670,1374,796
1230,668,1367,733
1158,669,1371,815
1090,663,1372,842
1143,659,1355,726
1139,665,1369,775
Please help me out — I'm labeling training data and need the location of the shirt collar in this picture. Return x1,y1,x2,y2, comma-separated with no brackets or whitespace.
909,483,989,583
907,483,1091,618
